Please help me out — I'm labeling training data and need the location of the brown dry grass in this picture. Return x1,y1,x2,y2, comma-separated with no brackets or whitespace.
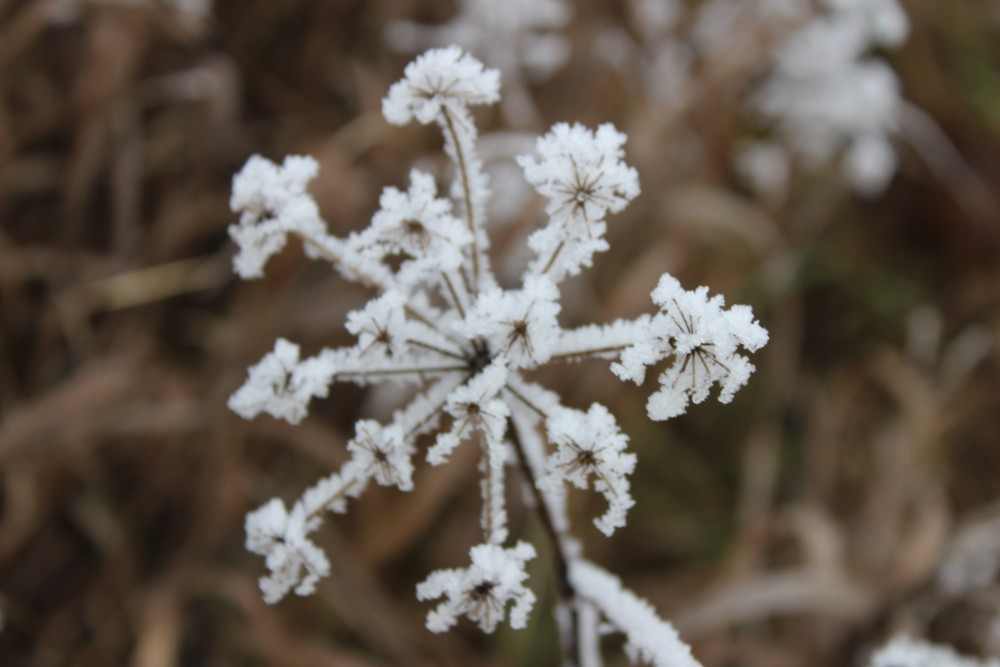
2,1,1000,665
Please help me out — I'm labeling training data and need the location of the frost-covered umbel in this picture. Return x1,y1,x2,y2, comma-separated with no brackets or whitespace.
230,47,767,666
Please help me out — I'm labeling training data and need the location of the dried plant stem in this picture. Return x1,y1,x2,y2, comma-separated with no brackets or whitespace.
549,343,632,363
507,418,582,667
441,271,467,319
305,464,373,523
292,230,468,350
291,230,385,291
336,365,467,379
539,239,565,276
441,108,480,292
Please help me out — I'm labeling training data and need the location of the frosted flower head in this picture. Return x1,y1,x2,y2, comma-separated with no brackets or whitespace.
229,155,324,279
347,419,415,491
245,499,330,604
517,123,640,281
429,361,511,465
345,292,409,360
228,338,336,424
613,274,768,421
518,122,640,228
455,276,561,368
354,170,471,285
417,541,537,633
383,46,500,126
545,404,636,536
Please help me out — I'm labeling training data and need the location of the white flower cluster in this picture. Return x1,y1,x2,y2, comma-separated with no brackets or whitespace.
518,122,641,283
867,637,1000,667
613,275,769,421
543,404,636,537
229,155,326,279
228,338,336,425
230,46,767,664
417,541,537,633
750,0,910,195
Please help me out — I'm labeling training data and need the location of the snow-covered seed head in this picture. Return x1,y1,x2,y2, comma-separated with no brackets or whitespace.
229,155,325,279
613,274,768,421
244,499,329,604
382,46,501,126
347,419,415,491
354,169,471,285
455,276,561,368
345,292,409,360
228,338,336,424
429,361,510,465
231,46,768,657
545,404,636,536
416,541,537,633
518,122,640,227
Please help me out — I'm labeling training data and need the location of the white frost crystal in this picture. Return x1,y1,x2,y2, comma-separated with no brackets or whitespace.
429,360,510,465
417,541,537,633
353,169,471,285
455,276,561,368
570,560,702,667
346,419,415,491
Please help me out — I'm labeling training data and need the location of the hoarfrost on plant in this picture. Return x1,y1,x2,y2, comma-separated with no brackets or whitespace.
229,45,766,665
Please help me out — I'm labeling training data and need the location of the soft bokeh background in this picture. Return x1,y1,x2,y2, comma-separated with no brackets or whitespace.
2,1,1000,665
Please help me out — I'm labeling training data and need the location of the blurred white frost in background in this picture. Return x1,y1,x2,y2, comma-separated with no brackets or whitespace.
747,0,910,196
867,637,1000,667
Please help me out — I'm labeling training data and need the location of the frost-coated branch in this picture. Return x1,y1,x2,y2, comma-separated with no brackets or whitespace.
229,45,765,666
570,560,702,667
382,45,498,293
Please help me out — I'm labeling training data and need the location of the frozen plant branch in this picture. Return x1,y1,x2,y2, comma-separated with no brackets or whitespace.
570,560,702,667
229,46,768,666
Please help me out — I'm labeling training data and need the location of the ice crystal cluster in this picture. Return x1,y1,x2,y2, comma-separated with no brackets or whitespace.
229,45,766,665
749,0,910,195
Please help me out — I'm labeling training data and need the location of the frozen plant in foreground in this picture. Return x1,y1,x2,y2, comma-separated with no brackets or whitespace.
229,45,767,665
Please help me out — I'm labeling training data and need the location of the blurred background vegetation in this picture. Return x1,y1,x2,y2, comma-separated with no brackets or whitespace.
1,0,999,665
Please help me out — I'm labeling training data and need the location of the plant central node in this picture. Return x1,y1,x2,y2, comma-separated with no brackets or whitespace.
467,341,493,376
